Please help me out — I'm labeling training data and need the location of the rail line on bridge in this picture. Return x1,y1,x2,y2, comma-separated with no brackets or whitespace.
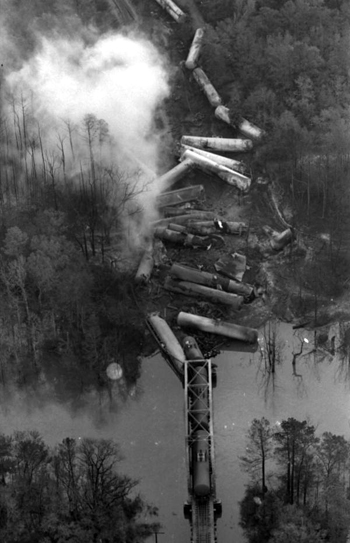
147,314,222,543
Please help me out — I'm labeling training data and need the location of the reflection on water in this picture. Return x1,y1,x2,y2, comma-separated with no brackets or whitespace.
334,321,350,385
0,322,349,542
256,319,283,402
215,322,350,543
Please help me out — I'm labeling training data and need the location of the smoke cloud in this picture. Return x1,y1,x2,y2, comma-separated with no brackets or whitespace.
3,27,171,248
6,32,170,170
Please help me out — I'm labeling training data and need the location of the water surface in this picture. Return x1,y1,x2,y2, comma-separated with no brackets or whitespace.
0,322,349,543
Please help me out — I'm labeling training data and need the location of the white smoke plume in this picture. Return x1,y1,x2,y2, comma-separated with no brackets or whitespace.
7,33,169,169
4,30,171,248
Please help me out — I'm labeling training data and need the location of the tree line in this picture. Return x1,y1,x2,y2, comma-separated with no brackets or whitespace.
0,430,159,542
0,204,144,395
239,416,350,542
175,0,350,223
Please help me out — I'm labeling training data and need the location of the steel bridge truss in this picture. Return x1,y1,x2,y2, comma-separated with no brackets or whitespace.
184,359,219,543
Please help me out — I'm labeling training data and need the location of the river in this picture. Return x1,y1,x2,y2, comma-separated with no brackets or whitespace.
0,322,349,543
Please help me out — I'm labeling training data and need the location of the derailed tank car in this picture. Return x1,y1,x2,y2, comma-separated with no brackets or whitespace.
191,430,211,497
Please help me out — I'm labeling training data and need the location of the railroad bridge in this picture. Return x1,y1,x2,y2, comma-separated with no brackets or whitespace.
147,314,222,543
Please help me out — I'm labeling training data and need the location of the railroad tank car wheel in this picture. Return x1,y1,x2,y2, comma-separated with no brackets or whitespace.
214,500,223,519
192,430,211,497
211,365,217,388
183,502,192,520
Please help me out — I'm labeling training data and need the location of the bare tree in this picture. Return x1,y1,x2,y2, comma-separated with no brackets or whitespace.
240,417,274,495
258,320,282,400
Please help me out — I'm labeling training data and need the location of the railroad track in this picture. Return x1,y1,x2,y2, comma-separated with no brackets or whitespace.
193,500,214,543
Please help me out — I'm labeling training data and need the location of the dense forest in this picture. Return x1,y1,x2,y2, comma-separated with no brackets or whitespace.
0,431,159,542
239,417,350,543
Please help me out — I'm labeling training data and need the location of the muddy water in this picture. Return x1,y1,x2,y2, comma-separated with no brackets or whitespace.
0,322,349,543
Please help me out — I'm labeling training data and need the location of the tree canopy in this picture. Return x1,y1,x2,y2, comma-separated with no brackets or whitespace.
239,416,350,543
193,0,350,219
0,431,159,543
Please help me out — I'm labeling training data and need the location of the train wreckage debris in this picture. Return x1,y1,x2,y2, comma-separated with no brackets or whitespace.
170,263,254,297
177,312,258,343
181,149,251,192
154,227,212,248
156,185,205,208
215,105,265,140
164,277,244,308
162,206,199,217
181,135,254,153
156,158,194,190
152,211,219,228
192,67,222,108
214,253,247,282
135,240,154,285
147,313,185,378
153,0,187,23
185,28,205,70
180,144,247,174
263,226,294,251
187,219,247,236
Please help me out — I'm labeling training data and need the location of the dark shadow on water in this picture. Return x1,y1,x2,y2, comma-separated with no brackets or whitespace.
0,350,146,427
334,322,350,387
221,339,259,354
